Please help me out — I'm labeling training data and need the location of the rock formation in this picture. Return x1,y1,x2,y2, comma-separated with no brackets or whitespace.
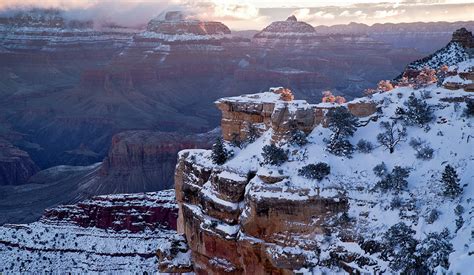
170,89,377,273
216,88,376,144
0,190,189,273
0,138,39,185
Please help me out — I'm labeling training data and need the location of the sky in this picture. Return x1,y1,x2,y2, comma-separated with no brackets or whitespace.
0,0,473,30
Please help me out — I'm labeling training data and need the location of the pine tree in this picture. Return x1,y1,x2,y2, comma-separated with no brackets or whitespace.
327,106,358,138
326,107,358,157
465,98,474,117
442,165,462,198
383,222,420,273
211,137,228,165
417,228,453,272
399,92,434,127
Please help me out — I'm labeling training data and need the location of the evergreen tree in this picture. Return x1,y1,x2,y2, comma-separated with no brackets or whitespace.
327,106,358,138
326,107,358,157
261,144,288,166
399,92,434,127
442,165,462,198
383,222,420,273
417,228,453,272
377,120,407,154
374,165,410,192
211,137,229,165
464,98,474,117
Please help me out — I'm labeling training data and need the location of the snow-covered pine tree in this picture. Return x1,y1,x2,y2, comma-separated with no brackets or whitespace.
377,120,407,154
383,222,420,273
442,165,462,198
211,137,229,165
400,92,434,127
417,228,453,272
465,98,474,117
326,106,358,157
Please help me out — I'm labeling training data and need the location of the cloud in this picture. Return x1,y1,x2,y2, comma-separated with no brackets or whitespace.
294,8,335,21
339,10,368,19
373,9,406,18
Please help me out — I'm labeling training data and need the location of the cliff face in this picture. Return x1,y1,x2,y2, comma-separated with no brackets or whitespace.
171,88,376,273
0,190,188,273
98,130,216,193
171,59,473,273
0,138,39,185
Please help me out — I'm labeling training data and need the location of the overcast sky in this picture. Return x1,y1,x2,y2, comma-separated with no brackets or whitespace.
1,0,473,30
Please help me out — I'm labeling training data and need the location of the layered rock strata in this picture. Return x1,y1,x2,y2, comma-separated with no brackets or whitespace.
0,190,189,273
171,89,375,273
216,88,376,144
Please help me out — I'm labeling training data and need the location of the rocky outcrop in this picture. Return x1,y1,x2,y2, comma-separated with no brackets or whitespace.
215,88,376,144
43,191,178,232
0,190,190,273
170,90,376,273
0,139,39,185
452,28,474,49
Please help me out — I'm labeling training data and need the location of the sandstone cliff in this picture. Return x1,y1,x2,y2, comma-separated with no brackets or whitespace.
169,74,473,273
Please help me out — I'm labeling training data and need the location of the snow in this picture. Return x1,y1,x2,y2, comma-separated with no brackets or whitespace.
195,59,474,272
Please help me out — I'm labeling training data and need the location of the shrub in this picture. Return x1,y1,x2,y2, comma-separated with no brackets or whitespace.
245,124,259,143
261,144,288,166
465,98,474,117
298,162,330,181
289,129,308,146
211,137,229,165
409,138,434,160
327,135,354,157
356,139,373,153
426,209,439,224
441,165,462,198
373,162,388,178
454,204,464,216
375,165,410,192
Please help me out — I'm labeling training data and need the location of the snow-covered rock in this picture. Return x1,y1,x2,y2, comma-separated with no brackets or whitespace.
173,56,474,273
